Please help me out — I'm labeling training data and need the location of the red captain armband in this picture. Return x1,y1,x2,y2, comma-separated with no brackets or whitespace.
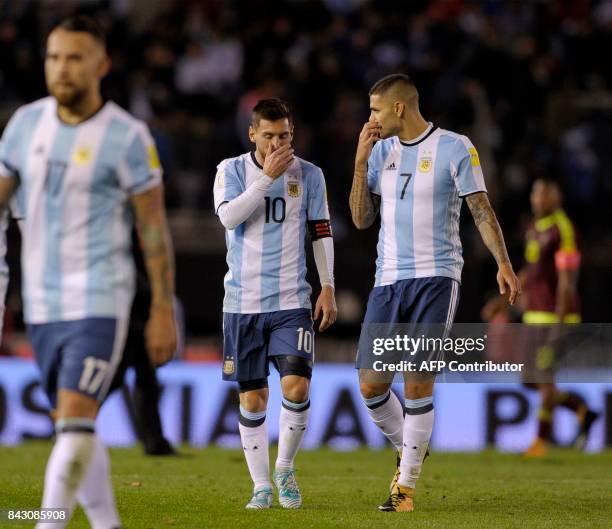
555,250,581,271
307,219,333,240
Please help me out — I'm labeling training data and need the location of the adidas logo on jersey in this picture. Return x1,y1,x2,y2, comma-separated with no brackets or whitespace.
385,162,397,170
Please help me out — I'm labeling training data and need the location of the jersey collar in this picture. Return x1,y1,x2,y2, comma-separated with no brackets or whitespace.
399,122,436,147
53,98,109,127
250,151,263,170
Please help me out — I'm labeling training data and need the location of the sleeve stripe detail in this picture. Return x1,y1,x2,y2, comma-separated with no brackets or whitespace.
215,200,229,215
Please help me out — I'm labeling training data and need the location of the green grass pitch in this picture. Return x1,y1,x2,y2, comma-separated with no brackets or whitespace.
1,443,611,528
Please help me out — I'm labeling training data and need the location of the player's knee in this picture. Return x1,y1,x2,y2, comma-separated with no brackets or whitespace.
405,381,434,400
282,376,310,403
56,389,99,420
239,389,269,413
360,382,390,400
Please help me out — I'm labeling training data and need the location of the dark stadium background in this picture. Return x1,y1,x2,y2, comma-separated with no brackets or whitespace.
0,0,611,359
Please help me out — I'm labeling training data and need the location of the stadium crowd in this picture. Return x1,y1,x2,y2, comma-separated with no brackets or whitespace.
0,0,611,334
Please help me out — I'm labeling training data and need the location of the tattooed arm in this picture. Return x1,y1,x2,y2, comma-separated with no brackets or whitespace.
350,121,381,229
131,184,177,365
465,191,521,304
349,169,380,230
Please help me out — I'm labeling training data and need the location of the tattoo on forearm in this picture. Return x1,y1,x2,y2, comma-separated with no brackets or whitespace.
140,225,163,255
349,167,379,229
133,188,175,308
466,192,510,265
150,260,173,307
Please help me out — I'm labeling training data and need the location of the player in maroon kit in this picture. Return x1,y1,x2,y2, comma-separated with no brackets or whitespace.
482,176,599,456
520,177,598,457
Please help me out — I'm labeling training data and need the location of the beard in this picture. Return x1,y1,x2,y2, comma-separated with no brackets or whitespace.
49,83,88,109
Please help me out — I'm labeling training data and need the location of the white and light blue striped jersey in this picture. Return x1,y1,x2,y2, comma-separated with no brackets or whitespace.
214,152,330,314
367,124,486,286
0,97,162,324
0,211,8,337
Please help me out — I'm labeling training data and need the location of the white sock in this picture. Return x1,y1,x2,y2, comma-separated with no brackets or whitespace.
76,435,121,529
239,407,271,490
398,398,434,489
363,390,404,452
275,398,310,470
36,420,96,529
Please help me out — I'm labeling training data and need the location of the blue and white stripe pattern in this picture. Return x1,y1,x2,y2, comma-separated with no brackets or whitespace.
55,417,96,434
214,152,330,314
363,389,391,409
0,97,162,323
281,396,310,412
445,279,460,332
0,211,8,336
404,396,434,415
240,406,266,423
367,124,486,287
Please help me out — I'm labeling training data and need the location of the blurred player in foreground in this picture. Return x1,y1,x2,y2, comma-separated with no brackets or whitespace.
350,74,520,512
0,213,7,338
214,98,336,509
520,177,598,456
0,16,176,528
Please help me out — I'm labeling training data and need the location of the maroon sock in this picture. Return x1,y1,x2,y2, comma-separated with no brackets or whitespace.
537,409,553,440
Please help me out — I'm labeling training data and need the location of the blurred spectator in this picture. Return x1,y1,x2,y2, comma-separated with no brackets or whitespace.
0,0,611,333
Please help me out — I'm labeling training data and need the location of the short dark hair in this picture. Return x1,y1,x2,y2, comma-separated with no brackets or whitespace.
534,175,562,190
53,15,106,47
369,73,417,98
252,98,293,127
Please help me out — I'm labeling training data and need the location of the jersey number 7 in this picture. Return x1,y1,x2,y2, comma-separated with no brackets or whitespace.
45,160,68,198
400,173,412,199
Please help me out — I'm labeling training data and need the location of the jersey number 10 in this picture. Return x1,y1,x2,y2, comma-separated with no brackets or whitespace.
296,327,313,354
264,197,286,223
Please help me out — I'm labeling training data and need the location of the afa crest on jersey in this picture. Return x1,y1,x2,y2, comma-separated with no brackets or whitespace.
287,180,301,197
223,358,235,375
419,157,433,172
73,146,92,165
